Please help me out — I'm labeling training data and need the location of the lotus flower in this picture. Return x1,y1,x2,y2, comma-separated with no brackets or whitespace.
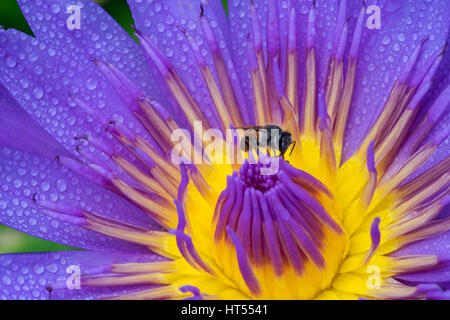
0,0,449,300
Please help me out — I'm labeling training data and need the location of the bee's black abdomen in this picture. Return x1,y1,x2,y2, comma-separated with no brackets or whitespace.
241,136,251,151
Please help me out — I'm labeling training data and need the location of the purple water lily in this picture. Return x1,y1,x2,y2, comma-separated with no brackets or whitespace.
0,0,449,300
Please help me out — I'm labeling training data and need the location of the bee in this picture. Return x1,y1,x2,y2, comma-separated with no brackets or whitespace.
237,125,296,158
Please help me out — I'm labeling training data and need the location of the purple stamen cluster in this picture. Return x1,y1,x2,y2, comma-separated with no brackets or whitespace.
238,160,279,192
214,159,343,280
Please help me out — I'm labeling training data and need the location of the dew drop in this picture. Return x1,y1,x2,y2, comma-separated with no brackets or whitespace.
28,53,38,62
19,78,29,89
51,4,60,14
165,48,174,57
13,179,22,188
85,78,98,90
0,257,11,266
187,21,196,30
163,15,173,26
47,263,58,274
5,56,17,68
1,275,11,286
40,182,50,192
99,22,108,31
157,23,165,33
397,33,406,42
29,218,37,226
32,87,44,100
34,65,43,75
91,33,100,41
33,264,44,275
56,179,67,192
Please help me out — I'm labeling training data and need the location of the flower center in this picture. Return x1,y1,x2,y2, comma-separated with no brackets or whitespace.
238,161,279,192
208,158,348,299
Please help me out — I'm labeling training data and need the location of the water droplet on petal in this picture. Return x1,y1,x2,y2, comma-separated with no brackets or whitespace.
51,4,60,14
5,56,17,68
47,263,58,273
29,218,37,226
32,87,44,100
40,182,50,192
56,179,67,192
19,78,29,89
85,78,98,90
33,264,44,275
1,275,11,286
397,33,406,42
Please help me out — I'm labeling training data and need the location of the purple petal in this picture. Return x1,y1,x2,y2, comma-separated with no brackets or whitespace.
17,0,167,107
415,28,450,128
343,0,450,159
0,251,162,300
392,230,450,258
405,53,450,183
0,30,118,157
0,9,164,160
228,0,340,124
0,84,69,160
396,261,450,284
0,146,156,252
128,0,250,125
402,134,449,189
